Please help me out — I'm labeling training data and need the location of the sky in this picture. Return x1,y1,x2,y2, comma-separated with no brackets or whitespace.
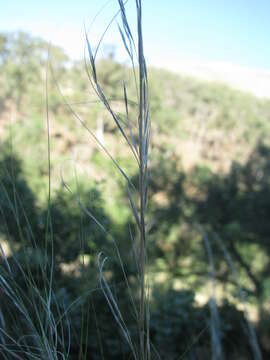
1,0,270,71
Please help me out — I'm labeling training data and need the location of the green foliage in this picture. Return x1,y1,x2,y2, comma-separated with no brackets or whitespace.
0,27,269,359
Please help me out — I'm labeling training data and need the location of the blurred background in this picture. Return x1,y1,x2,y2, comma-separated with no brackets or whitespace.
0,1,270,359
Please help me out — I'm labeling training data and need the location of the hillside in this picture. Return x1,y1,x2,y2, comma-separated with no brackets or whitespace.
1,31,270,358
1,32,270,183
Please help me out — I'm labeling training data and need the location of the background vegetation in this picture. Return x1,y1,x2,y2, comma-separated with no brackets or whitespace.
0,30,270,359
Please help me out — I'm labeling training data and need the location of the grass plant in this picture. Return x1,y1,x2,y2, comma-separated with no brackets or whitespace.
85,1,151,358
0,1,151,359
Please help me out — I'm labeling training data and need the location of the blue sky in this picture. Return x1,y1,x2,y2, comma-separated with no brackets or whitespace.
1,0,270,70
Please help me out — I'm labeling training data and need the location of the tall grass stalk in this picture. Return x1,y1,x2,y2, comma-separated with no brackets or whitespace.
0,54,71,360
85,0,150,358
200,225,262,360
200,226,224,360
213,233,262,360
